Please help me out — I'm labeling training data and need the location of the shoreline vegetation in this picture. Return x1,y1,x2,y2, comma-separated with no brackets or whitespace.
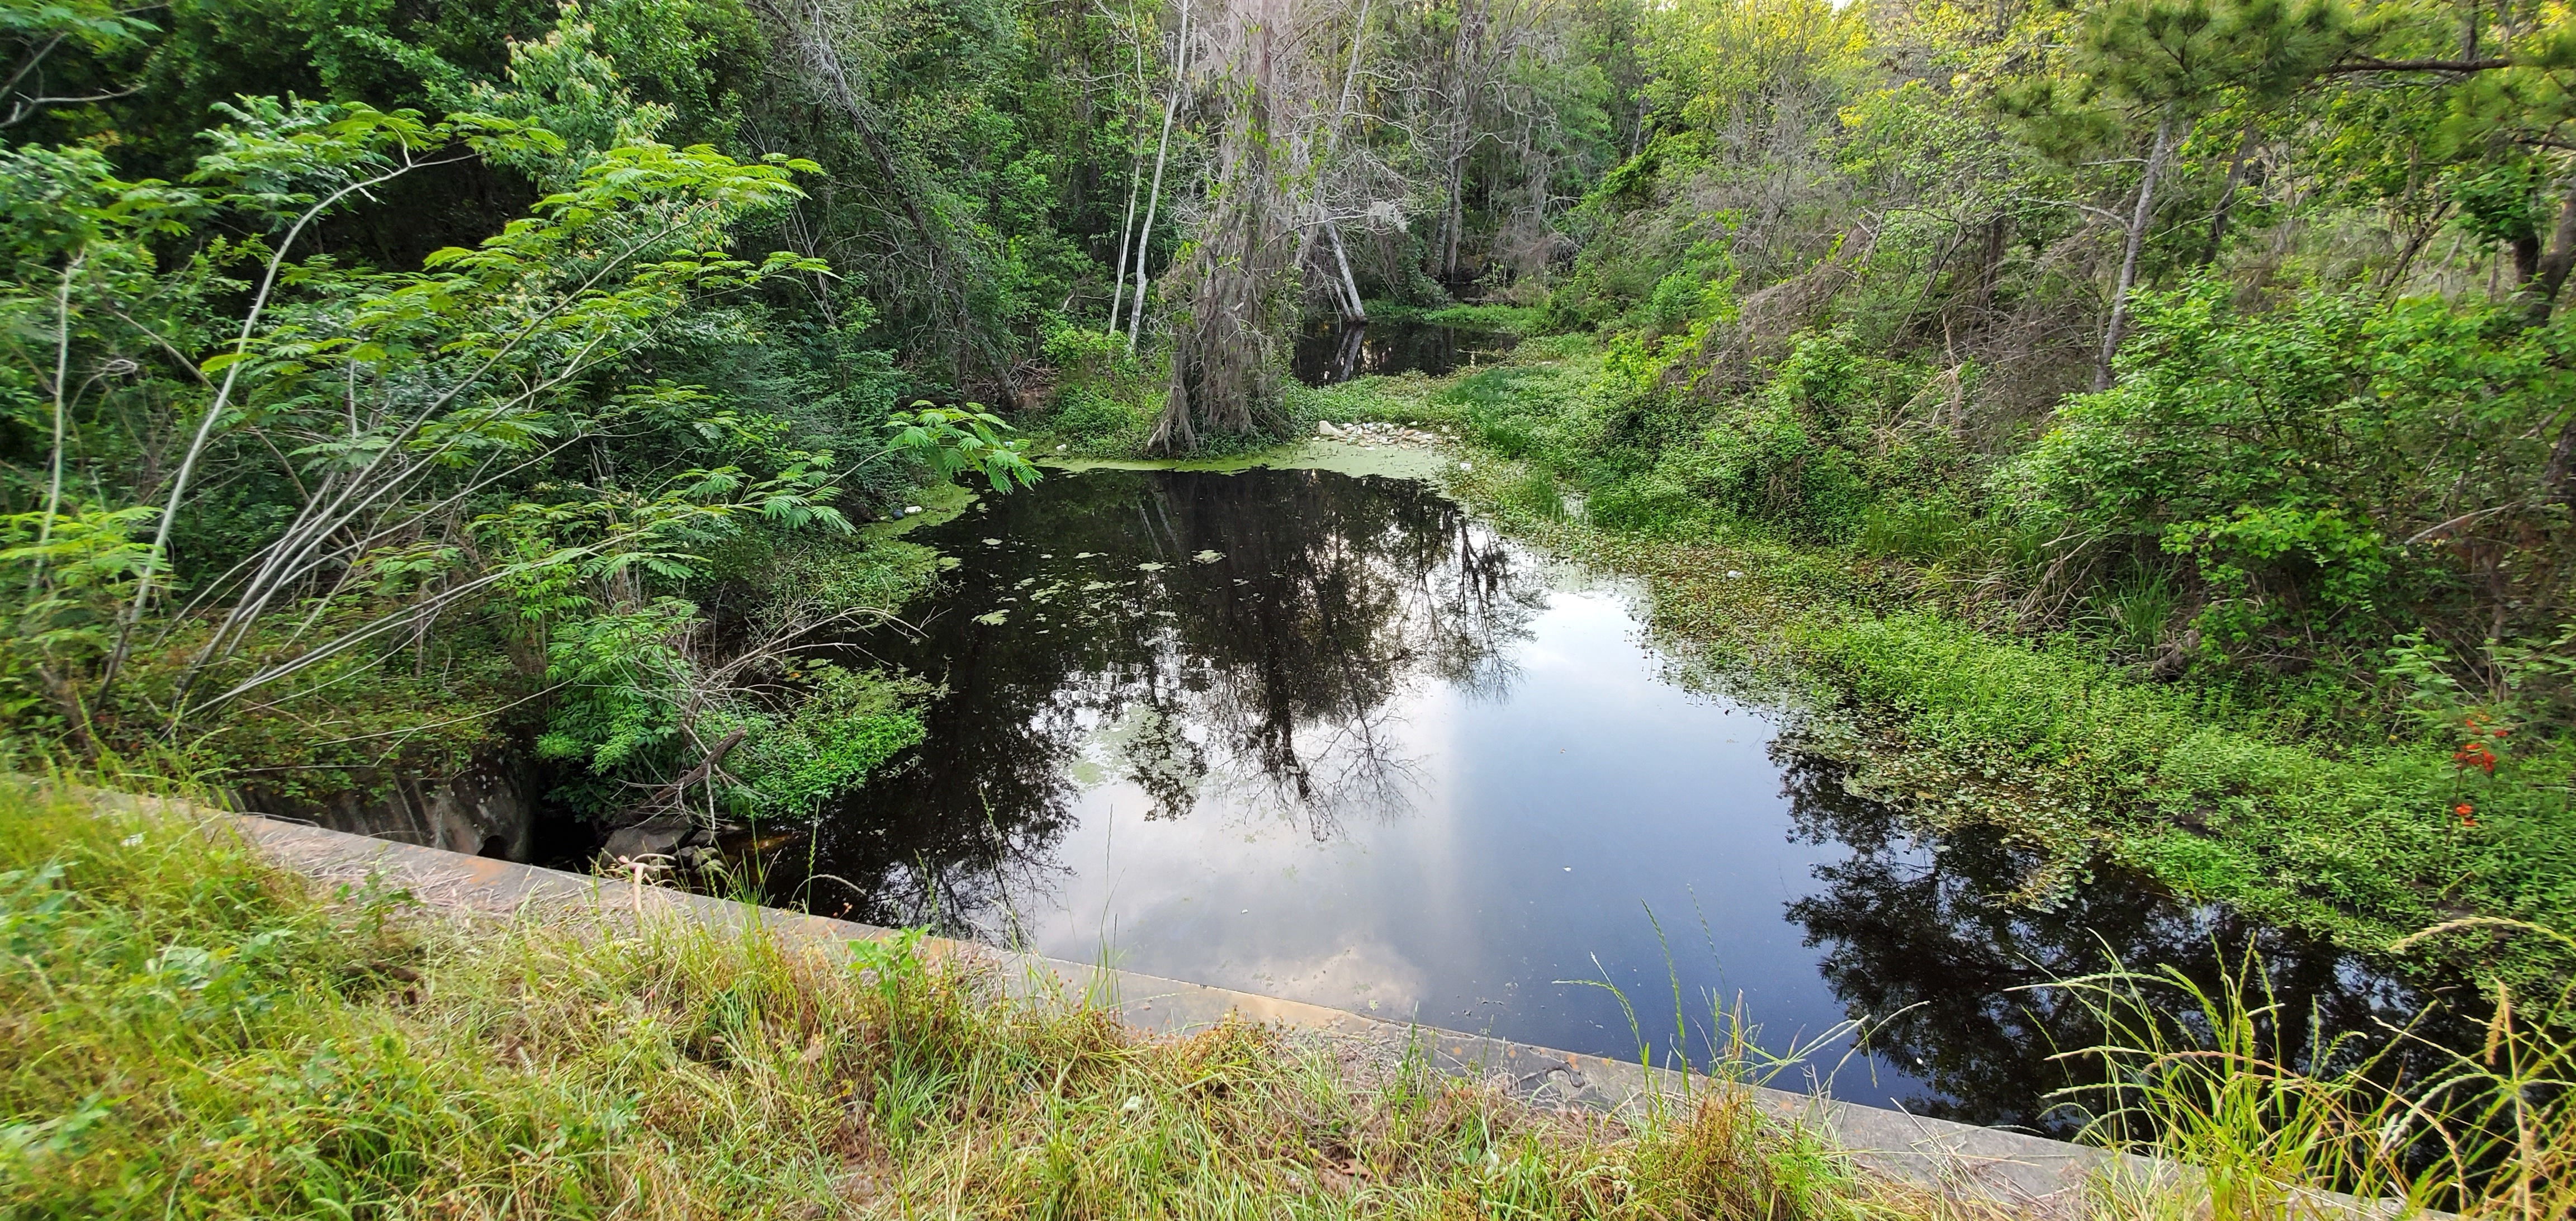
6,778,2569,1219
1030,335,2576,998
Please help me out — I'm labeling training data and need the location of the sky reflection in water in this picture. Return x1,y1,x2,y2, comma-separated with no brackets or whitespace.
790,465,2445,1130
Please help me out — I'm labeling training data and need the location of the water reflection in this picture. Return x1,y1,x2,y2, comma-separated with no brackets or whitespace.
1781,750,2481,1137
792,467,1545,928
1292,320,1515,385
774,464,2464,1124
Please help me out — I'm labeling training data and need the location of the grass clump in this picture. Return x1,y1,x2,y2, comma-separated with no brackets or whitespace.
2054,939,2576,1221
0,779,1989,1219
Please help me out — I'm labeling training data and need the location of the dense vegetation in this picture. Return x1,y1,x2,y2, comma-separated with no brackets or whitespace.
3,0,2575,1002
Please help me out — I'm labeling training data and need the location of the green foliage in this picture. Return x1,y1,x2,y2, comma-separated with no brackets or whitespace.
2057,945,2576,1219
2007,284,2576,655
1043,387,1153,450
1792,610,2576,988
721,664,927,824
2449,155,2551,254
534,597,697,779
1031,321,1162,452
755,534,944,616
2071,0,2359,111
0,504,151,725
884,404,1040,493
532,598,932,823
1419,302,1546,332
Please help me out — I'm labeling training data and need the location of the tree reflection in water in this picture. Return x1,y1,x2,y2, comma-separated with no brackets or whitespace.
757,462,2483,1137
1779,750,2484,1137
775,466,1543,937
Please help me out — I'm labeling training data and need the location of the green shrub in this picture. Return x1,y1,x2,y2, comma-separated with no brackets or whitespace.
1048,386,1152,444
2004,285,2576,659
1855,499,1970,561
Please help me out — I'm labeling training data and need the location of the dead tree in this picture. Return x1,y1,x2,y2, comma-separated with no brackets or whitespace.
1151,0,1344,451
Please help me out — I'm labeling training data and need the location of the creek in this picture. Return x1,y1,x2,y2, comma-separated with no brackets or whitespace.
1293,319,1514,384
764,462,2464,1134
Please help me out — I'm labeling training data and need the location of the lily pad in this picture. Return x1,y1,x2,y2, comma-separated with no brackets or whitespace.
973,609,1010,626
1137,561,1166,572
1192,550,1223,564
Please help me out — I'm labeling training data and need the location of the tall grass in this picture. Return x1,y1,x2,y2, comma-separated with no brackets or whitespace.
0,778,2010,1219
2048,935,2575,1220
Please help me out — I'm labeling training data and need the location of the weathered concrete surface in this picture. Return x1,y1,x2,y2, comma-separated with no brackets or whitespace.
204,808,2181,1213
232,758,534,861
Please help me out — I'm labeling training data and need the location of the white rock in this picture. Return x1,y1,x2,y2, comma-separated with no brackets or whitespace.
1459,461,1474,472
904,505,923,515
1726,570,1745,579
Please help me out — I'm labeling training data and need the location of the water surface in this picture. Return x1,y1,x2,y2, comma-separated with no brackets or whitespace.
1294,319,1514,384
784,465,2456,1130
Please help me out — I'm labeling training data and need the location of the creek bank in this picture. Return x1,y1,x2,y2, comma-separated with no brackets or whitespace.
218,796,2157,1210
763,455,2471,1133
1072,349,2562,994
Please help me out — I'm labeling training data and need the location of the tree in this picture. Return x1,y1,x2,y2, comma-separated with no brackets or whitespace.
2013,0,2356,386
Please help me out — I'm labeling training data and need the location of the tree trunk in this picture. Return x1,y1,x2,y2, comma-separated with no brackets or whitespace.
1326,220,1366,323
1108,152,1143,334
2199,120,2258,268
1441,153,1466,282
2520,179,2576,323
1106,3,1150,335
1128,0,1191,351
1973,213,2006,313
1307,0,1370,324
2095,111,2175,391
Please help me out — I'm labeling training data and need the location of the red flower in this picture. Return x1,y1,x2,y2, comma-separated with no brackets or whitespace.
2454,742,2499,773
2454,803,2478,828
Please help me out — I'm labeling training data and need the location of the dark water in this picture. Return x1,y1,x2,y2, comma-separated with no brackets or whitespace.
1294,319,1514,385
780,465,2462,1130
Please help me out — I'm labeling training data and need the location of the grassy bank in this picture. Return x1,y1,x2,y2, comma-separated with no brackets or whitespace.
7,780,2568,1218
1054,345,2576,998
0,778,2022,1219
